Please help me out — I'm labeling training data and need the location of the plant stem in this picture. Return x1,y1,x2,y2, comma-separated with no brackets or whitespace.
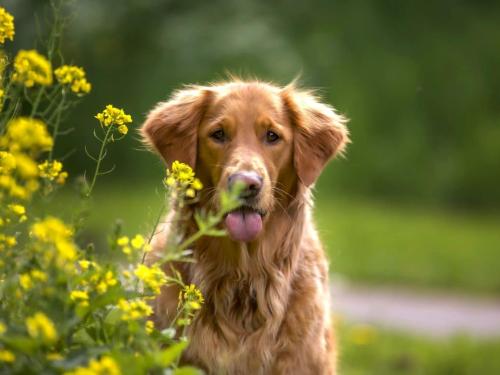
85,125,113,198
48,91,66,161
30,87,45,117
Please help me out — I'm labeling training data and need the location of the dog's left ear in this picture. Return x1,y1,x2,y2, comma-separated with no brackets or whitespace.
141,86,212,168
281,85,349,187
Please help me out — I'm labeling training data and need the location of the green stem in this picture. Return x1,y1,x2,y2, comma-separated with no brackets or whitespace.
48,91,66,160
30,87,45,117
85,125,113,198
141,200,167,265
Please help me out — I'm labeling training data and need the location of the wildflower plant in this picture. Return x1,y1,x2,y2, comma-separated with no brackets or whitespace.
0,2,242,374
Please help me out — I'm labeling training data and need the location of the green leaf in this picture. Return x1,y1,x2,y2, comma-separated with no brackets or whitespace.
154,341,188,367
173,366,203,375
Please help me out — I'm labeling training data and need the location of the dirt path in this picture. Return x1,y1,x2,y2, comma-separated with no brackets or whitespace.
330,278,500,338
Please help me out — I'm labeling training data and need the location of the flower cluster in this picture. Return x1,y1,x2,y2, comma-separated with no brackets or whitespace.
118,298,153,321
1,117,53,155
12,49,53,87
64,356,121,375
55,65,91,95
25,312,58,344
0,7,14,44
116,234,150,255
38,160,68,184
165,161,203,198
95,104,133,135
134,263,167,294
31,217,77,268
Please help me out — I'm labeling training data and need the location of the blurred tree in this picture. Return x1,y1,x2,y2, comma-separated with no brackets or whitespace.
5,0,500,209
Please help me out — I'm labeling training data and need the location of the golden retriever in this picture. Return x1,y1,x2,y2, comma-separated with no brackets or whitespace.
141,78,349,374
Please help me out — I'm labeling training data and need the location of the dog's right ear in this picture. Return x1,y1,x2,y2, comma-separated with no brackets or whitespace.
141,86,212,168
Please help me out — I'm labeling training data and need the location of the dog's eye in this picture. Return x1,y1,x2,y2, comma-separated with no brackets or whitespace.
210,129,226,143
266,130,280,144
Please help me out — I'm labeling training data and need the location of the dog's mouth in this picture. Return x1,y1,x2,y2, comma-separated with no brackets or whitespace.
224,206,265,243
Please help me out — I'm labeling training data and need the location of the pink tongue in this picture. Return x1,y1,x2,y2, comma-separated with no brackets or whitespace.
225,211,263,242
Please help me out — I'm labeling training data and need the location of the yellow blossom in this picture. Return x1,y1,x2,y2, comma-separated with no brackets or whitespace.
64,355,121,375
31,217,77,264
116,236,129,246
0,7,15,44
12,50,52,87
134,264,167,294
130,234,145,249
0,349,15,363
96,270,117,294
145,320,154,334
0,321,6,335
54,65,91,94
38,160,64,181
70,290,89,307
118,298,153,320
0,151,16,174
179,283,204,310
117,124,128,135
1,117,53,154
78,260,95,270
26,312,58,344
20,273,32,289
95,105,132,128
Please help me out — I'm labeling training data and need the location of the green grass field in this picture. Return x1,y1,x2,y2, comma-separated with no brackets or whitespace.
338,322,500,375
46,181,500,293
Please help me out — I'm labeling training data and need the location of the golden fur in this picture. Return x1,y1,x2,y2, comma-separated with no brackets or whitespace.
141,79,349,374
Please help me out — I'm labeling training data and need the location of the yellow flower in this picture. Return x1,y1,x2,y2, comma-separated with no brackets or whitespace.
169,161,194,184
191,178,203,191
26,312,58,344
19,273,33,290
134,264,167,294
54,65,91,94
96,270,117,294
8,203,25,215
31,217,77,265
1,117,53,155
37,160,68,184
116,236,129,246
130,234,145,249
0,321,6,335
145,320,154,334
117,124,128,135
31,217,73,242
78,260,95,270
0,151,16,174
31,269,47,281
0,7,15,44
179,283,204,310
95,105,132,128
70,290,89,307
12,50,52,87
64,355,121,375
118,299,153,320
0,349,15,363
185,188,195,198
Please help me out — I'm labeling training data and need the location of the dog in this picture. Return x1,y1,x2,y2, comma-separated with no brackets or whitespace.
141,78,349,374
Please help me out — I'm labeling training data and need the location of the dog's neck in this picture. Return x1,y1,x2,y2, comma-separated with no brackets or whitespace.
178,185,311,337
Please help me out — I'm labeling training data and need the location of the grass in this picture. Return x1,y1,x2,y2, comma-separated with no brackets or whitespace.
47,181,500,293
314,189,500,294
338,322,500,375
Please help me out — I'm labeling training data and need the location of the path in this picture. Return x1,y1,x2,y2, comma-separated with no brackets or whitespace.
330,277,500,338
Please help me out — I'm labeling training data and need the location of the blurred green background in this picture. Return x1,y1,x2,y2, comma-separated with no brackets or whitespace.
5,0,500,373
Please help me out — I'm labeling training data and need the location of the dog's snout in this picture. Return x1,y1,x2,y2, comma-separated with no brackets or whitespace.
228,171,263,198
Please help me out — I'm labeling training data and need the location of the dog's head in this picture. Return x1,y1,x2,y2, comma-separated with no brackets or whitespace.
141,80,348,243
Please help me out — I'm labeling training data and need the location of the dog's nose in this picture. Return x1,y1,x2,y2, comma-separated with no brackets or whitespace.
228,171,263,199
